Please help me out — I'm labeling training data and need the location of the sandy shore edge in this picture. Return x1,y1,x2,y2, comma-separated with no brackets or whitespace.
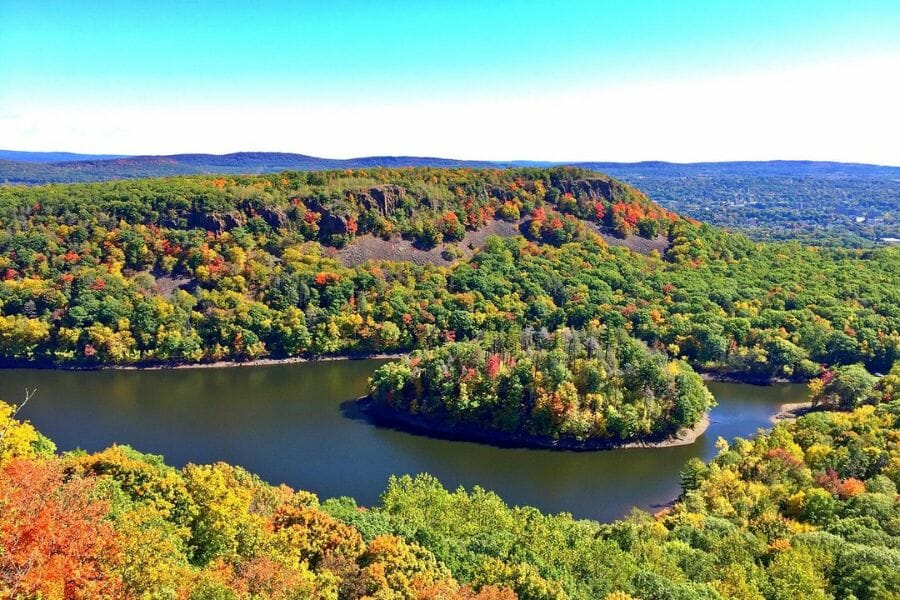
624,413,711,449
357,396,713,451
0,352,406,371
770,401,814,423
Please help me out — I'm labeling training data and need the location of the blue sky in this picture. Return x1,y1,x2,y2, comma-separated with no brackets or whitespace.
1,1,899,162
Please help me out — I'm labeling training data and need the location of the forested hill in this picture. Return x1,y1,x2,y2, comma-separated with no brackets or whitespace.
3,153,897,245
2,152,898,185
0,167,897,384
1,167,899,597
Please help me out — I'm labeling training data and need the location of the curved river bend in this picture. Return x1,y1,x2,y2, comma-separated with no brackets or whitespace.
0,360,806,522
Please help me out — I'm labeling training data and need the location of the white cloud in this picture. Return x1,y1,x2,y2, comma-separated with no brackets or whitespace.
2,54,898,164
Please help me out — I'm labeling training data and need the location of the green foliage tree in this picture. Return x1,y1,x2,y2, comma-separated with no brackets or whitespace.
368,325,715,443
809,363,880,409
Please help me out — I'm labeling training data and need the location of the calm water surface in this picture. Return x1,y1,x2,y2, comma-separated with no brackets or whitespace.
0,361,807,521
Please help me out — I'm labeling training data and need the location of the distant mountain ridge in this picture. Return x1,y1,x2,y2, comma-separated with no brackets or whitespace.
0,149,131,163
63,151,501,169
0,150,897,245
1,150,898,185
0,151,505,184
577,160,900,179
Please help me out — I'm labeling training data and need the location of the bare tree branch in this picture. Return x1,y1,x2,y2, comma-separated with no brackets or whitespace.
0,388,37,442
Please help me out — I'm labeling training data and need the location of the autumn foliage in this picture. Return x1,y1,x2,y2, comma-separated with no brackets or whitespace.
0,460,125,599
1,380,900,599
0,399,521,599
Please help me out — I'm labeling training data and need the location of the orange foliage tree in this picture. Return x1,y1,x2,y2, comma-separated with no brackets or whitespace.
0,460,125,599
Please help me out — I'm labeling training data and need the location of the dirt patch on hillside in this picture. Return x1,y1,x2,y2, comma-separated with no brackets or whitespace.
592,227,670,256
459,219,523,251
335,237,447,267
337,219,668,267
155,275,194,297
337,219,523,267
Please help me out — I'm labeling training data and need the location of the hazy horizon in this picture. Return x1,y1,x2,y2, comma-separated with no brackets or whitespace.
3,148,900,169
2,1,899,164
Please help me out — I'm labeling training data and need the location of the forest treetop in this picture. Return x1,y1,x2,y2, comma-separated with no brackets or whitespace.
0,167,896,383
1,364,898,598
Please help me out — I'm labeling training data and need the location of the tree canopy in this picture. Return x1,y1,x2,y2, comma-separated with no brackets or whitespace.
0,168,895,381
369,325,714,443
1,370,897,598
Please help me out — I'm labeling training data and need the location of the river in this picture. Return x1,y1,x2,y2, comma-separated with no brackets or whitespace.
0,360,807,522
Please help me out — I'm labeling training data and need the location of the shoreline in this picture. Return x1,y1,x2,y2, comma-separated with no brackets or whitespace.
1,354,799,387
700,372,794,385
0,352,405,371
356,396,712,452
770,400,815,423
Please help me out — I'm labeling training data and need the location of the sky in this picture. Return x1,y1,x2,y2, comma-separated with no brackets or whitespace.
1,0,899,164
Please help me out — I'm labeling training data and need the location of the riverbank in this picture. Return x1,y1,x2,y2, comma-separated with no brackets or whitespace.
2,355,800,385
357,396,711,451
770,400,815,423
700,372,794,385
0,352,404,371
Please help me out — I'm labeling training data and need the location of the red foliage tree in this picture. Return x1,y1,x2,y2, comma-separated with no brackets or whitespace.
486,353,502,380
815,469,866,500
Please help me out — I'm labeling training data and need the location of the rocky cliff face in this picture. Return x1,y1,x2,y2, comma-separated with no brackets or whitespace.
184,206,287,233
186,210,244,232
558,177,616,200
310,185,407,236
256,206,287,229
172,173,648,237
357,185,404,217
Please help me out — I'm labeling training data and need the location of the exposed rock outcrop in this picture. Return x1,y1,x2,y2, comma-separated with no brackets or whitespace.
256,206,287,229
187,210,244,232
357,185,404,217
307,199,350,236
487,185,514,202
558,178,617,200
320,212,349,236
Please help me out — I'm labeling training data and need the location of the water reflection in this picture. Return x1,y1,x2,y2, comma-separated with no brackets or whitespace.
0,363,806,521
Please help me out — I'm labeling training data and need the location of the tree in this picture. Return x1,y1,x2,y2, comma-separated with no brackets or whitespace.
0,314,50,359
0,395,55,462
0,460,126,598
809,364,879,409
876,359,900,402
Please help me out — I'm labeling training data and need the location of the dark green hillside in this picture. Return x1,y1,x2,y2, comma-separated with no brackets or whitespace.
0,167,896,379
3,154,897,246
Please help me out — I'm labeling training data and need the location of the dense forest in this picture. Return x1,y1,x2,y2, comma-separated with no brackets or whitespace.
367,326,714,444
3,155,896,246
1,362,897,598
0,167,898,596
0,167,898,445
0,168,896,378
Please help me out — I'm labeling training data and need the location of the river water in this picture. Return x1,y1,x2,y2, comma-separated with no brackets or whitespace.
0,360,807,521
